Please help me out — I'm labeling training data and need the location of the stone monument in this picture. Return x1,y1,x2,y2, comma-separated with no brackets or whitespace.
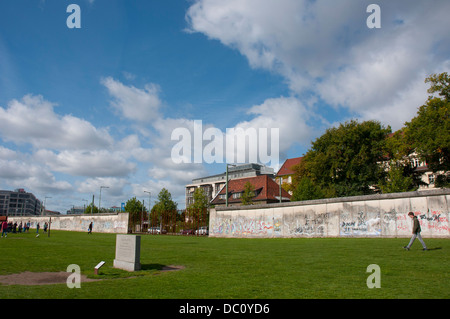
113,234,141,271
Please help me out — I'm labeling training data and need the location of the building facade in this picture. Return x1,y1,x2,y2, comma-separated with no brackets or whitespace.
185,163,275,207
0,189,42,217
210,174,291,207
275,157,303,194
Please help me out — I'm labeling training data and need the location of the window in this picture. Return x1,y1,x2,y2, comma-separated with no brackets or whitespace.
233,193,241,199
429,174,435,184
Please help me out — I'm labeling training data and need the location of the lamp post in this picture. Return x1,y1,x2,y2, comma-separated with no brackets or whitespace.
99,186,109,212
82,199,88,213
43,196,51,216
144,191,151,212
225,164,236,207
144,191,151,232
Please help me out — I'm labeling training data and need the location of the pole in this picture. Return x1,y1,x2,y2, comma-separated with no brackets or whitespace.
48,217,51,237
141,199,144,233
279,176,282,203
226,164,229,207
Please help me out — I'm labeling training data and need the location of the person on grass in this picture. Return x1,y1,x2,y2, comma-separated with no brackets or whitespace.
404,212,427,251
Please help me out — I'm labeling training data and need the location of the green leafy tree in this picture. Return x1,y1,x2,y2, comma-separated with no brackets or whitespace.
405,72,450,187
84,204,99,214
425,72,450,101
379,164,415,194
291,176,324,201
293,120,391,198
124,197,146,231
186,187,210,228
241,181,255,205
188,188,209,211
382,129,424,191
151,188,178,227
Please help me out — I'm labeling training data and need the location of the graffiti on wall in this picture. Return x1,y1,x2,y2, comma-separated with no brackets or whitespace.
284,213,329,237
8,214,129,234
396,210,449,234
340,212,381,236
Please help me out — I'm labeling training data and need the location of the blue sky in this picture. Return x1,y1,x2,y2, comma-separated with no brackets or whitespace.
0,0,449,212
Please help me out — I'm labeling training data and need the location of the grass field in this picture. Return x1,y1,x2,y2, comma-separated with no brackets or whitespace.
0,230,449,299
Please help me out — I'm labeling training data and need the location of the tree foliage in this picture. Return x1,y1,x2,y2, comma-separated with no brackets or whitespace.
187,188,209,211
124,197,146,230
293,120,391,198
241,182,255,206
405,72,450,187
151,188,178,222
84,204,99,214
291,176,324,201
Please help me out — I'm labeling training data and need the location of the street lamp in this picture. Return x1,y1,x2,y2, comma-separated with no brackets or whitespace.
225,164,237,207
144,190,152,233
43,196,51,216
82,199,88,213
99,186,109,212
144,191,151,211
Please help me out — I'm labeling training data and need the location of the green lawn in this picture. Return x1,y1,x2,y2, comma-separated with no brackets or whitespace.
0,230,448,299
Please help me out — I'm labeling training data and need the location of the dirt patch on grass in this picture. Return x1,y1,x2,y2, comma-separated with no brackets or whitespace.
0,271,99,286
0,265,185,286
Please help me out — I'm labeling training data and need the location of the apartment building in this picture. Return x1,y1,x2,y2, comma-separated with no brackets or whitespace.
185,163,275,207
0,189,42,216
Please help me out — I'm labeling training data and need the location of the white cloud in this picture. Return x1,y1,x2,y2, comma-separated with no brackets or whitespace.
224,96,314,168
34,149,136,178
0,94,113,150
101,77,163,123
77,177,128,198
0,157,72,194
186,0,450,130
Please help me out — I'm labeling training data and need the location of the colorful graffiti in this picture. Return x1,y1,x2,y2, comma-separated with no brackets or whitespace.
210,192,450,238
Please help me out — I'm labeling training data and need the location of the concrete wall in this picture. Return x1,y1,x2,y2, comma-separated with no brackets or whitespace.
7,213,129,234
209,189,450,238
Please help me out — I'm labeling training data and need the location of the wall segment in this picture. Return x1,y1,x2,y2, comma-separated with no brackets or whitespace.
209,189,450,238
7,213,129,234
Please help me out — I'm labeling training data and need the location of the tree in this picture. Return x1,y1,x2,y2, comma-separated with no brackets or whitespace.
379,164,415,194
241,181,255,205
151,188,178,228
186,187,210,228
84,204,99,214
405,72,450,187
425,72,450,101
187,188,209,212
293,120,391,198
382,129,424,191
291,176,324,201
124,197,146,231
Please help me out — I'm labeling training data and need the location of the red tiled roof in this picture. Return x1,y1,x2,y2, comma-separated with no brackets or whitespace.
276,157,303,176
211,175,291,205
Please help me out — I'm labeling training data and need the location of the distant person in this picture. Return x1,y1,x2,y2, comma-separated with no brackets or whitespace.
44,222,48,233
88,222,93,234
36,222,40,238
1,220,8,238
404,212,427,251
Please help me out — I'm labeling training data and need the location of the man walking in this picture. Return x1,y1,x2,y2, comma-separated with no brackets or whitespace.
404,212,427,251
